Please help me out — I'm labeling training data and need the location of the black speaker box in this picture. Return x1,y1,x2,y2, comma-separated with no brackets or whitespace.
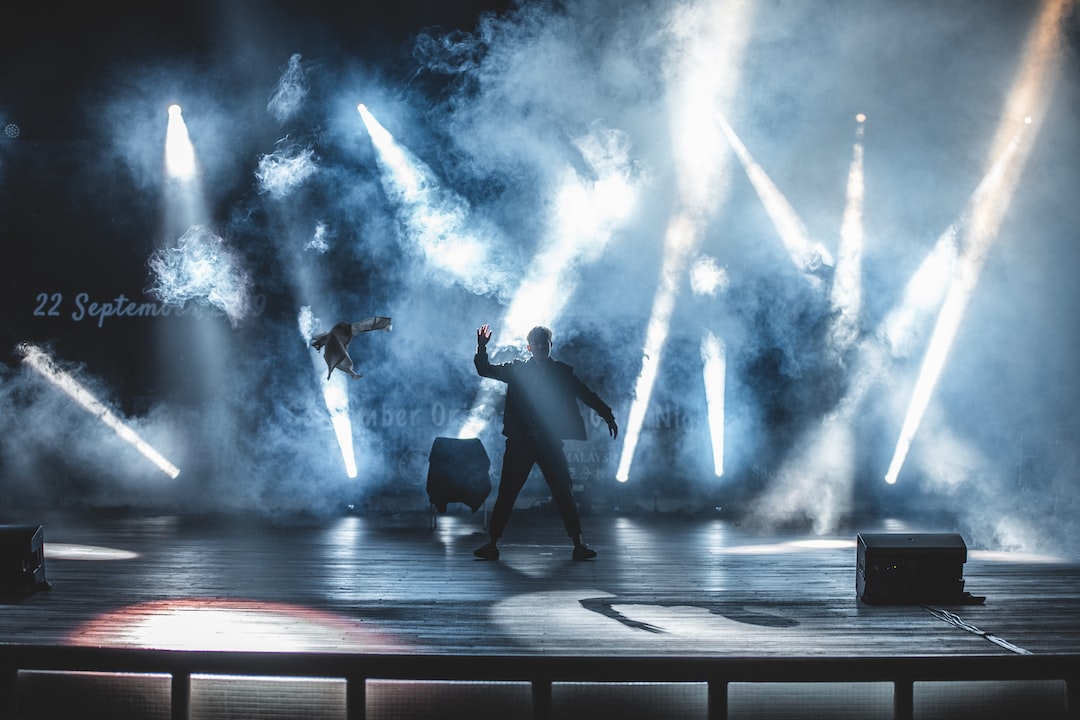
857,532,975,604
426,437,491,513
0,524,49,594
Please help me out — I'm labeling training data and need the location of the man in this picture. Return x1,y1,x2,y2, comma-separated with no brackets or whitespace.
473,324,618,561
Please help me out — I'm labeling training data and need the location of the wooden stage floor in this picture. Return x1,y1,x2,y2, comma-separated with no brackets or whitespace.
3,506,1079,659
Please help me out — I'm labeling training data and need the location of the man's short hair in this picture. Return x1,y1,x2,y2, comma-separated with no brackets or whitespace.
527,326,553,345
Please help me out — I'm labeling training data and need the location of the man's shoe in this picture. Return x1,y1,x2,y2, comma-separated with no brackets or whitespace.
572,545,597,561
474,542,500,560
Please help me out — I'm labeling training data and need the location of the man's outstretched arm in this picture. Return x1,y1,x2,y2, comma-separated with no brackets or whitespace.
568,371,618,439
474,324,511,382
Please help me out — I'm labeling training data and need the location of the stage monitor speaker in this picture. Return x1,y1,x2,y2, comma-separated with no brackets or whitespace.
0,524,50,594
856,532,979,605
426,437,491,513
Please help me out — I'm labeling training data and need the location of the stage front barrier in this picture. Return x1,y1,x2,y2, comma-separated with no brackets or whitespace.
0,646,1077,720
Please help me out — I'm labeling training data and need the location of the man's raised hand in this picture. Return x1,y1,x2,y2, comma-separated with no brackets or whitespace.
477,324,492,348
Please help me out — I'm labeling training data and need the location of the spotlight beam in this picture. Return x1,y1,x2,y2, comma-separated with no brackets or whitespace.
357,104,510,297
700,330,727,477
827,117,867,355
503,144,640,338
18,344,181,479
162,104,210,241
616,214,698,482
298,308,358,479
885,0,1070,484
323,379,358,479
717,113,834,279
884,129,1028,485
744,120,869,530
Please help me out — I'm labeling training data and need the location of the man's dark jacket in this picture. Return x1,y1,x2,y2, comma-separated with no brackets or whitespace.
475,346,613,442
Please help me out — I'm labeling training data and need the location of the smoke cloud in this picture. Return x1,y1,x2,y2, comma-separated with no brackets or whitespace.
2,0,1079,557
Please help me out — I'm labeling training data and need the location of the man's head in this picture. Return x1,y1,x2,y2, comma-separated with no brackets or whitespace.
527,326,553,359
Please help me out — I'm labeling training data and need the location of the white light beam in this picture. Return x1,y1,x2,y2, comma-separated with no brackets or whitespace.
18,344,181,479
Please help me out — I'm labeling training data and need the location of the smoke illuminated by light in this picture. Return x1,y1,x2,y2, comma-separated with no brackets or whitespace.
299,307,357,478
717,113,834,280
502,126,641,338
885,0,1069,484
147,225,253,327
617,215,698,482
458,125,644,440
306,221,330,254
700,330,727,477
18,344,181,479
617,0,752,482
4,0,1077,555
827,117,867,356
357,103,512,297
256,142,318,199
689,255,729,297
879,225,960,359
884,130,1026,485
165,104,196,181
267,53,308,123
880,113,1037,359
754,101,1047,526
360,105,644,454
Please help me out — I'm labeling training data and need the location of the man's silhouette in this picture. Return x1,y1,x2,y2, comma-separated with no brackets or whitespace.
472,324,618,561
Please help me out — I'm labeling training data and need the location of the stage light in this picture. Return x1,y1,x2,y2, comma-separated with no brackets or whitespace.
884,0,1069,484
757,100,1031,521
18,344,181,479
883,132,1024,485
878,102,1031,358
165,104,196,181
700,330,726,478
